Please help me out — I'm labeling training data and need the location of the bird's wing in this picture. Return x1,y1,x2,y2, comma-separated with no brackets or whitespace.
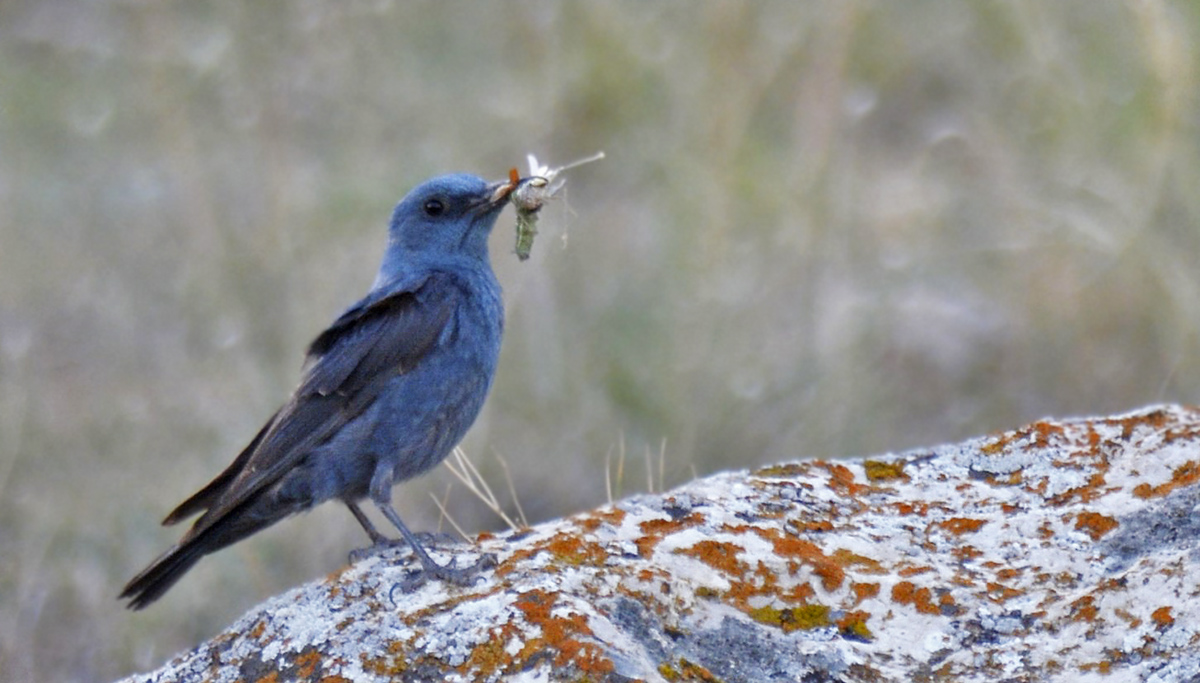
302,274,454,397
175,270,461,541
162,408,280,525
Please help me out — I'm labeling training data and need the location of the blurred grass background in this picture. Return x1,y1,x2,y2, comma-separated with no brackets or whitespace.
2,0,1199,679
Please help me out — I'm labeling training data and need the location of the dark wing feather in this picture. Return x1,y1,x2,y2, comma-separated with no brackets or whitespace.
161,408,280,525
172,271,459,540
303,281,454,397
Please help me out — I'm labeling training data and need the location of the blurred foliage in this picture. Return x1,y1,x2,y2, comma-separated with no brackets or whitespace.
2,0,1199,679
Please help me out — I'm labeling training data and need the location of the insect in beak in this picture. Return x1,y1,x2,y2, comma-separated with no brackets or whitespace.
506,151,604,261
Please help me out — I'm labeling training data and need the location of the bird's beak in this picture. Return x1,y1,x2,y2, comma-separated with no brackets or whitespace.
485,178,517,207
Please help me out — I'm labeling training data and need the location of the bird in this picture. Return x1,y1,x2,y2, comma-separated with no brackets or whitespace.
120,173,516,610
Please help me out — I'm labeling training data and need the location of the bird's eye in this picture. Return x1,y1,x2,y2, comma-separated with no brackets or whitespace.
423,199,445,217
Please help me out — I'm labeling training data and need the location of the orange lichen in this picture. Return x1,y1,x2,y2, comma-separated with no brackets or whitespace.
980,439,1007,455
1069,595,1099,622
639,513,704,537
951,572,976,588
939,517,988,535
720,560,781,608
636,512,705,556
891,581,939,615
512,589,614,676
790,519,834,533
1048,472,1113,506
577,506,627,532
1151,606,1174,628
953,545,984,562
1113,608,1141,627
938,592,959,614
985,582,1022,603
1074,512,1119,541
498,530,611,576
894,501,931,516
983,420,1072,459
821,463,867,496
782,582,817,603
851,582,880,605
761,532,845,591
995,567,1022,582
676,540,747,576
294,650,322,679
985,472,1024,487
831,548,885,574
1132,460,1200,499
1116,408,1170,439
1032,420,1064,448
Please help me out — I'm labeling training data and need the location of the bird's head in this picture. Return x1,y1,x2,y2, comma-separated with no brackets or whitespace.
379,173,513,274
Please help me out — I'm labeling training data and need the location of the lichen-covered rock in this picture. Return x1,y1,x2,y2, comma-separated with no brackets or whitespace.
118,405,1200,682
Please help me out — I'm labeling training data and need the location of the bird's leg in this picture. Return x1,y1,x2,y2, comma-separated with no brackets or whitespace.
344,500,389,544
345,500,400,564
355,466,495,587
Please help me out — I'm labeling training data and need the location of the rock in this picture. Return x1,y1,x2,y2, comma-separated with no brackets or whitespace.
118,405,1200,682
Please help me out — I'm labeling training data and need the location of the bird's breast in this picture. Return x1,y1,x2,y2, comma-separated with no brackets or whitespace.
443,273,504,369
370,277,504,481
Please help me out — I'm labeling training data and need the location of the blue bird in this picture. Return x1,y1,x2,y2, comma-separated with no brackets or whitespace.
121,174,515,609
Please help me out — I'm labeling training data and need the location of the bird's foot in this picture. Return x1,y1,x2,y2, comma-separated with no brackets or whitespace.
351,535,497,591
388,552,497,600
348,539,404,565
422,551,498,585
347,532,464,564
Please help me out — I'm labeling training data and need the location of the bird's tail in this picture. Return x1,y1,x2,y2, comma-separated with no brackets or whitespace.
120,501,278,610
119,538,208,610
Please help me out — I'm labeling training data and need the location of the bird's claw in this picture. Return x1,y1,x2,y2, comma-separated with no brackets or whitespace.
424,551,497,586
348,538,407,564
352,540,496,581
388,552,497,603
